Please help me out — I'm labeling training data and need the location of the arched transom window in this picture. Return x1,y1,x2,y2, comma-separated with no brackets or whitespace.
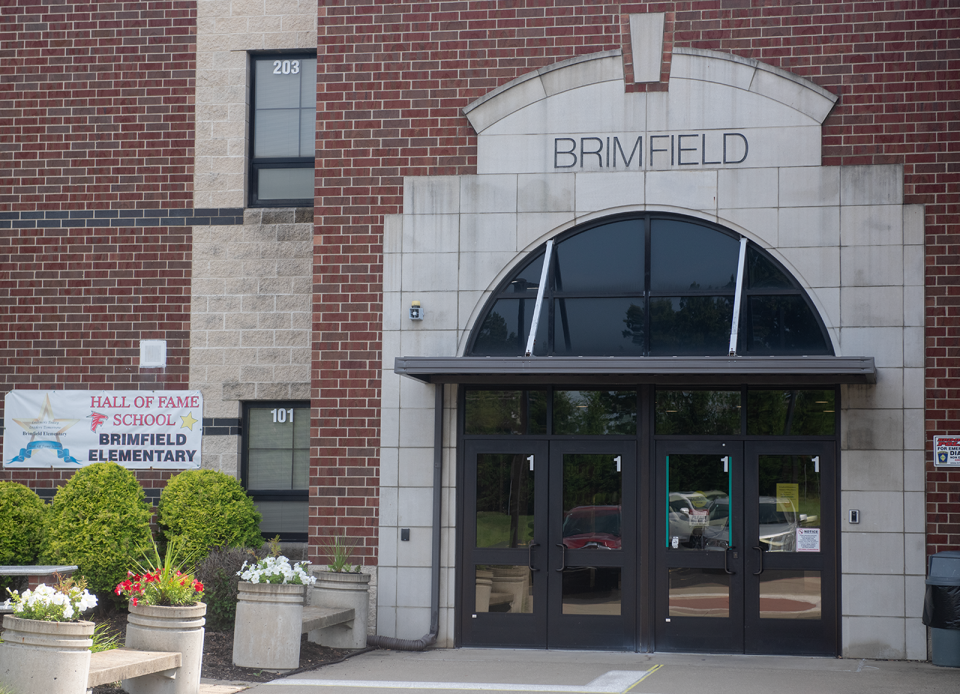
468,215,831,358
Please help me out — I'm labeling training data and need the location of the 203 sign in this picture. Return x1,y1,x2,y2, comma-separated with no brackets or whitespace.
273,60,300,75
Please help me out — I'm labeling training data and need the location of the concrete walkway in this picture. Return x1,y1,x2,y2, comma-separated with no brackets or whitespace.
217,647,960,694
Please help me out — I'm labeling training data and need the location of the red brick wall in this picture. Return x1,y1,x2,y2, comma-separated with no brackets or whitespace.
0,1,198,492
313,1,959,562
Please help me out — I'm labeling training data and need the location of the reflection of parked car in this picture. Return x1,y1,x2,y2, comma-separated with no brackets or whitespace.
562,505,621,549
758,496,798,552
669,492,727,549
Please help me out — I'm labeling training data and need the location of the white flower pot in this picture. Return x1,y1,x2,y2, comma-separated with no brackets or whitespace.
124,602,206,694
233,582,306,669
309,570,370,649
0,615,94,694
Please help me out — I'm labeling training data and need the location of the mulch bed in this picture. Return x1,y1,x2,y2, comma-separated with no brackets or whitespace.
91,607,363,694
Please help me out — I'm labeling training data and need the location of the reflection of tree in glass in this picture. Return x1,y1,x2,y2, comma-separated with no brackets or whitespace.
475,453,535,548
563,454,622,512
464,390,547,435
748,296,826,353
554,390,637,435
621,303,645,348
655,390,740,435
464,390,523,435
473,311,519,355
747,390,835,436
650,291,732,355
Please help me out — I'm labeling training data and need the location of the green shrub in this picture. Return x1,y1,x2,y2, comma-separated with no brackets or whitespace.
194,545,258,631
0,482,46,566
40,463,154,593
157,470,263,561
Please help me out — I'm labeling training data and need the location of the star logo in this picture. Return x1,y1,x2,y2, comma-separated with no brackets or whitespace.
12,394,80,443
180,411,198,431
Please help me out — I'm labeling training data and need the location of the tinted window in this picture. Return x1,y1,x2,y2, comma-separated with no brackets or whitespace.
747,390,836,435
649,296,733,355
553,390,638,435
464,390,547,435
651,220,739,292
553,298,645,356
472,299,548,355
554,220,643,293
748,296,829,354
655,390,741,435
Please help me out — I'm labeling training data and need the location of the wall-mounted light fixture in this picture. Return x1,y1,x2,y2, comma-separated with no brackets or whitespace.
409,300,424,321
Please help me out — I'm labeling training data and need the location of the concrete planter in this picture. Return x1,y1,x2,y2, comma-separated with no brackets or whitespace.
309,570,370,648
124,602,206,694
232,582,306,669
0,615,94,694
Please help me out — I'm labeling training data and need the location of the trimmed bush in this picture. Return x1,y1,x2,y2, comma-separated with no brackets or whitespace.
157,469,263,560
0,482,46,566
194,546,258,631
40,462,154,593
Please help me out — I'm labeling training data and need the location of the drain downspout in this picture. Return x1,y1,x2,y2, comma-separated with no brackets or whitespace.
367,383,442,650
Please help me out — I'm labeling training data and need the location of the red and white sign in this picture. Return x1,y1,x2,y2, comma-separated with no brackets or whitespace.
934,436,960,468
3,390,202,469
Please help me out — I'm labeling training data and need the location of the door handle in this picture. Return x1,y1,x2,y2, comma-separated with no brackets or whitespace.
724,546,736,575
753,545,765,575
528,542,540,572
555,543,566,572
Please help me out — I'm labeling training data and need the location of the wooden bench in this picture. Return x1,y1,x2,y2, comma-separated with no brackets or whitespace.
301,605,354,633
87,649,181,688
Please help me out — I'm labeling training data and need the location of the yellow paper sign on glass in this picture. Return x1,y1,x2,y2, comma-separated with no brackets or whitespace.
776,483,800,514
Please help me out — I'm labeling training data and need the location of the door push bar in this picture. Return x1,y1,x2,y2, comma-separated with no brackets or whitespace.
753,545,765,575
724,546,737,575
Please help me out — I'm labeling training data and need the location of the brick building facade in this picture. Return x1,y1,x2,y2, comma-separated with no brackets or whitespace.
2,0,958,658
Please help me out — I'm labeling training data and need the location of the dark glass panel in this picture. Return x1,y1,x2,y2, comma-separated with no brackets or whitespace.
562,567,621,615
747,247,793,289
666,454,731,551
757,455,822,553
553,221,643,293
475,454,536,548
655,390,741,435
651,220,739,291
747,296,830,354
472,299,547,356
649,296,733,355
504,253,545,295
747,390,836,436
668,568,730,617
562,454,623,551
759,571,822,619
553,390,638,436
475,565,534,613
553,298,645,356
464,390,547,435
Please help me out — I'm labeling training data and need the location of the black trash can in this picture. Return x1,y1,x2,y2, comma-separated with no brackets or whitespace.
922,550,960,667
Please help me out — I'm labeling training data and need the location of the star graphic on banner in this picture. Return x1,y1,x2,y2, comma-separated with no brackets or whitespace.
12,394,80,443
180,411,198,431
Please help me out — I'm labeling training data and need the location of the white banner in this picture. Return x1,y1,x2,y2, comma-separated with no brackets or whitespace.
3,390,203,469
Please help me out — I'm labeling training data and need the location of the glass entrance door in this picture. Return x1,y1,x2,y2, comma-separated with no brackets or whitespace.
461,440,636,649
743,441,837,655
655,440,836,654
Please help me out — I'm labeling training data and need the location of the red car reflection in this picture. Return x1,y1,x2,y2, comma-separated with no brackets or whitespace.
561,505,621,549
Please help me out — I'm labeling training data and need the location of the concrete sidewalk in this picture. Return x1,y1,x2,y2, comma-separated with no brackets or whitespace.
224,647,960,694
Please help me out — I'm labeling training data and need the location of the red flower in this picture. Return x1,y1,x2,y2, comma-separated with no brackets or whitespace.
194,582,203,592
132,596,138,607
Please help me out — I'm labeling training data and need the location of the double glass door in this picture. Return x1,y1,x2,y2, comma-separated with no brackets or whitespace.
655,440,836,655
462,440,636,649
